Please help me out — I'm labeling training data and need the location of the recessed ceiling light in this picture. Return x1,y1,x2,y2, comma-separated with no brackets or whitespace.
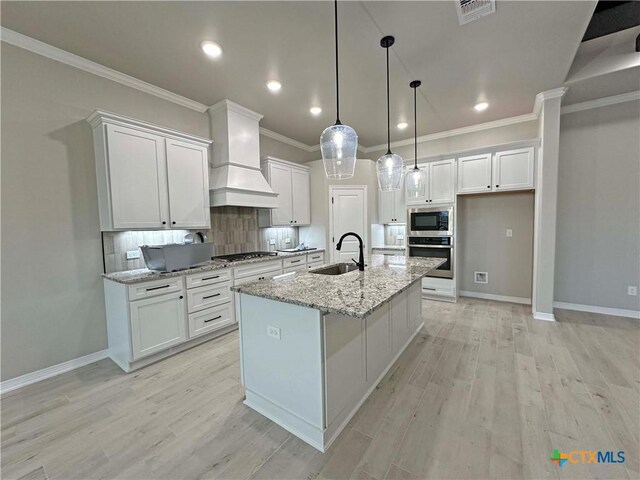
474,102,489,112
200,41,223,58
397,122,408,130
266,80,282,92
310,107,322,116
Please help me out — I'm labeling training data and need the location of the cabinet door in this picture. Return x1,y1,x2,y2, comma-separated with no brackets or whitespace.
106,124,167,229
457,153,492,194
405,164,430,206
378,190,395,224
430,159,455,204
291,168,311,225
365,305,391,382
166,139,210,228
493,147,534,191
268,163,293,226
130,292,186,360
390,294,409,354
393,185,406,223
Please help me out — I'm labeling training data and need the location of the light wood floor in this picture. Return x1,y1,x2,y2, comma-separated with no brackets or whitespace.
2,298,638,480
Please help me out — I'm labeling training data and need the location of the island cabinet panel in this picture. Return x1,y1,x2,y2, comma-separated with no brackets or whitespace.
365,305,392,382
324,314,366,427
240,295,325,430
391,293,410,354
408,281,423,331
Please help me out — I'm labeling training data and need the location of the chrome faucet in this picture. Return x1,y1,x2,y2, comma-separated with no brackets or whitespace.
336,232,365,271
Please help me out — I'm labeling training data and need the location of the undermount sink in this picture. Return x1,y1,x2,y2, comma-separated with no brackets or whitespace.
310,263,360,275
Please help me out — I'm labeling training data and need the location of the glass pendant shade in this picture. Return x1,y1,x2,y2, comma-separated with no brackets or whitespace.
405,166,426,198
321,123,358,179
376,152,404,191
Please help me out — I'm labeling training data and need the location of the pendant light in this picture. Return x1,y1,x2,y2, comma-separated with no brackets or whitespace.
320,0,358,180
376,36,403,192
405,80,426,198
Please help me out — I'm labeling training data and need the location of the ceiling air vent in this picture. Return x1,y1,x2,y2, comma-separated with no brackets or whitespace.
456,0,496,25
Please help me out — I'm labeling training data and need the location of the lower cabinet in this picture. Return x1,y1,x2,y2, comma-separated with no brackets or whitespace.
188,302,235,338
130,291,187,360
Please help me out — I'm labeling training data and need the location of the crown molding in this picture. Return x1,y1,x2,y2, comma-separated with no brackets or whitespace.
561,90,640,115
259,127,316,152
1,27,209,113
209,99,263,121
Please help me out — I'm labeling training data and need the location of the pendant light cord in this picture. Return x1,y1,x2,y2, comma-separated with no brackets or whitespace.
386,46,391,155
413,84,418,168
334,0,341,125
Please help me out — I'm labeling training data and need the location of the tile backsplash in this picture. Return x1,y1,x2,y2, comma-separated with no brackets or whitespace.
384,224,406,246
102,206,299,273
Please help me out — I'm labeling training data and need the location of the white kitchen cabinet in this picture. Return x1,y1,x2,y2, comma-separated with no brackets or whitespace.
165,139,210,228
493,147,534,191
457,153,492,194
378,187,405,224
258,157,311,227
406,159,455,205
130,291,187,360
88,110,212,231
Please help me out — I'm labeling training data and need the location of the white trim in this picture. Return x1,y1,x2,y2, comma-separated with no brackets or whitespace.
209,99,263,121
459,291,531,305
561,91,640,115
534,312,556,322
553,302,640,320
1,350,109,395
1,27,208,113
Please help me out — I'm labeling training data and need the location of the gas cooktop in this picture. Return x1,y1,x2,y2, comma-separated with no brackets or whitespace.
211,251,278,263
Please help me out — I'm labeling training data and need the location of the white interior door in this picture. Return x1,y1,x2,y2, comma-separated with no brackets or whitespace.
330,186,367,262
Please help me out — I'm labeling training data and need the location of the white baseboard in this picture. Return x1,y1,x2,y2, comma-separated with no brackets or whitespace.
553,302,640,320
534,312,556,322
1,350,109,395
459,291,532,305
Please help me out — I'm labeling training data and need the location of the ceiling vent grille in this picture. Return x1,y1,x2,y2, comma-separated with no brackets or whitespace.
456,0,496,25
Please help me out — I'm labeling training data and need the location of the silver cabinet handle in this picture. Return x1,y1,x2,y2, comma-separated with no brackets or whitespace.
203,293,221,299
204,315,223,323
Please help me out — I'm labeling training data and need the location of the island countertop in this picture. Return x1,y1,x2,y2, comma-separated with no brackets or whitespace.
231,254,445,318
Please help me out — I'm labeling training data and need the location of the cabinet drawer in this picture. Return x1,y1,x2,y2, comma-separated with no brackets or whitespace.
233,260,282,279
187,282,231,313
188,303,235,339
233,268,281,286
307,261,324,270
128,277,184,301
186,269,232,289
307,252,325,263
283,264,306,274
283,256,306,269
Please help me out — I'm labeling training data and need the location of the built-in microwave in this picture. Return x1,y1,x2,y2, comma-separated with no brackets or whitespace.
408,206,453,237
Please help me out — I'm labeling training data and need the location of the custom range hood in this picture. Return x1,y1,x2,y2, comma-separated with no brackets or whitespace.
208,100,278,208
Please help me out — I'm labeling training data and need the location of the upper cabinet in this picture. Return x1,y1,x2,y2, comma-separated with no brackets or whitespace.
258,157,311,227
88,111,212,231
457,147,534,195
379,186,405,224
406,159,455,205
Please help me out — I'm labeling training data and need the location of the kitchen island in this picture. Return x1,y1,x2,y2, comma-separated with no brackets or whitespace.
232,254,444,452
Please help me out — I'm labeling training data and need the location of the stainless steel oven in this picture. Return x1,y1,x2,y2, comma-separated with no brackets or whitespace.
407,236,453,278
408,206,453,237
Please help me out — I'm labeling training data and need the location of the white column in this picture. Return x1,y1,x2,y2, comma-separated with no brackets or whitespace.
532,88,567,321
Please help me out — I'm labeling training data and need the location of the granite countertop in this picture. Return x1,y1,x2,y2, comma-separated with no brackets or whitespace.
102,249,325,285
372,245,406,251
231,254,445,318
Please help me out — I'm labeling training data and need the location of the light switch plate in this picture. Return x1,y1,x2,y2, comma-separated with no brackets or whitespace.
267,325,281,340
506,229,513,237
126,250,140,260
628,286,637,296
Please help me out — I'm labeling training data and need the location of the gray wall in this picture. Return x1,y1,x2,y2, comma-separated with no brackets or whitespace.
458,192,535,300
0,44,311,381
259,135,317,164
555,101,640,311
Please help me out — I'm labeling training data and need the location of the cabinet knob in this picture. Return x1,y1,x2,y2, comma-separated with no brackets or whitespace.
172,221,176,225
487,185,491,188
179,295,183,299
294,220,297,223
496,185,499,188
162,221,167,225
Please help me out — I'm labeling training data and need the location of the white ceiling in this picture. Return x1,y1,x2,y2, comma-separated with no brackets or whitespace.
1,1,597,147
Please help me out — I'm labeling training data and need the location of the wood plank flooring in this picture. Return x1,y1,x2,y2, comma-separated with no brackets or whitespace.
2,298,638,480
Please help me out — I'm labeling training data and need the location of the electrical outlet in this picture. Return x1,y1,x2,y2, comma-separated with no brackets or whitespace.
285,238,291,244
267,325,281,340
474,272,488,284
126,249,140,260
506,229,513,237
269,238,276,245
628,286,637,296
